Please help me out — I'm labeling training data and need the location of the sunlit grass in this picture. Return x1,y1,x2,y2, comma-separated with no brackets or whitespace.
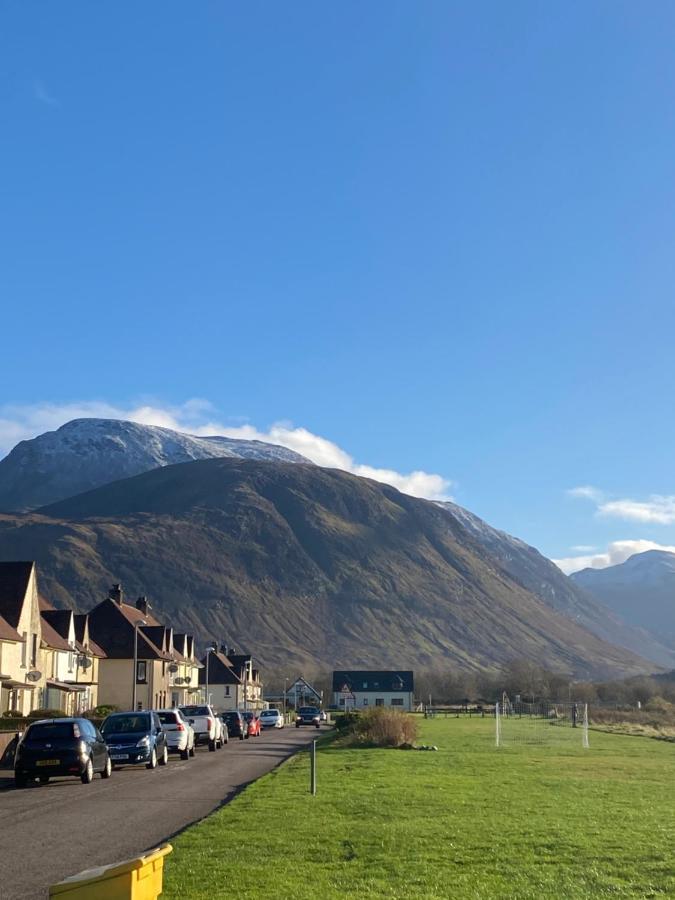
163,717,675,898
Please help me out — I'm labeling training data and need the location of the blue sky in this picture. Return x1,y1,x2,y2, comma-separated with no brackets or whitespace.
2,2,675,571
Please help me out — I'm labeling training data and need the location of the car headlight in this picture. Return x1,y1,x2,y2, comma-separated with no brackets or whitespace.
136,736,150,748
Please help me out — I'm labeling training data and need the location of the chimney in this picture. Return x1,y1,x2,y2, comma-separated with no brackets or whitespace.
220,644,228,656
136,596,150,615
109,583,123,605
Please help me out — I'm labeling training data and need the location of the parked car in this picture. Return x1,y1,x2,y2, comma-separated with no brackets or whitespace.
179,704,224,751
242,711,261,737
220,710,246,740
296,706,321,728
14,717,112,788
259,709,284,729
157,709,195,760
101,711,169,769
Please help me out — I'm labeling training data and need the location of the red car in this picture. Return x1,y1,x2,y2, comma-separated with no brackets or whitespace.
242,712,261,737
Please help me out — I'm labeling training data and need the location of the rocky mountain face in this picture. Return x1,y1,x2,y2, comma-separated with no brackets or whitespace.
0,458,653,677
439,502,675,668
0,418,308,510
572,550,675,644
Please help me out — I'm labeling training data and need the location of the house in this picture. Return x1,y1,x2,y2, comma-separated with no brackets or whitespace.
0,562,46,715
88,585,201,710
198,647,264,711
331,670,415,711
39,599,106,714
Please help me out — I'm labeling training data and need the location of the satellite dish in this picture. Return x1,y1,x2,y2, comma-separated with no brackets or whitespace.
26,670,42,683
168,663,179,674
78,655,92,670
183,676,191,685
174,677,184,685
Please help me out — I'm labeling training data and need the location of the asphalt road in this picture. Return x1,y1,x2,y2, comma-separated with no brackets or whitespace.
0,725,322,899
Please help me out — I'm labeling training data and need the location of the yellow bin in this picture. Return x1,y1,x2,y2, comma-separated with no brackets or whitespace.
49,844,172,900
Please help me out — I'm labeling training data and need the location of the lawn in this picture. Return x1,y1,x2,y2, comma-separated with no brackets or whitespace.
163,717,675,899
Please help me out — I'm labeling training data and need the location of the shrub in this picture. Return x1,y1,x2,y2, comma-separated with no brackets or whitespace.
27,708,65,719
85,704,119,719
644,696,675,714
354,707,418,748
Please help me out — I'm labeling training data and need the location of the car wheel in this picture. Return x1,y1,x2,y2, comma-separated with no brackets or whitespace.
14,772,27,789
146,748,157,770
296,723,300,728
181,747,189,761
81,757,94,784
208,738,216,752
101,756,112,779
189,745,195,757
39,775,50,785
159,745,169,766
239,733,245,741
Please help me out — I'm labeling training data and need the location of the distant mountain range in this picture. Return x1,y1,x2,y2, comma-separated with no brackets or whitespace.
0,417,670,675
0,418,308,510
572,550,675,645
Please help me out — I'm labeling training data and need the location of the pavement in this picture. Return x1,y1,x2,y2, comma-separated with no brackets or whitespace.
0,725,323,899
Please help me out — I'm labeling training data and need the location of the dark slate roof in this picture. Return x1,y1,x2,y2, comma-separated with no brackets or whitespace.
198,652,243,686
332,670,414,692
40,616,72,651
0,613,22,642
0,561,34,629
73,613,107,658
87,598,170,660
42,609,73,639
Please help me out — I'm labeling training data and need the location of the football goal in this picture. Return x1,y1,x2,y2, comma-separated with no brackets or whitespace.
496,695,589,748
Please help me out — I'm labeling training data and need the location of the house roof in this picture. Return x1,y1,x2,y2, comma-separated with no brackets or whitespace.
332,670,414,693
40,616,72,652
0,613,22,642
0,561,34,629
42,609,73,638
73,613,106,658
87,597,171,660
198,652,243,686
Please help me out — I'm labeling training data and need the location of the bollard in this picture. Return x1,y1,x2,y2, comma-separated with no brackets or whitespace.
310,739,317,796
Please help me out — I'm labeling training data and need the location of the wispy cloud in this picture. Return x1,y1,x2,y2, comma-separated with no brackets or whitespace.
568,484,675,525
33,78,59,108
570,544,597,553
0,400,454,502
552,539,675,575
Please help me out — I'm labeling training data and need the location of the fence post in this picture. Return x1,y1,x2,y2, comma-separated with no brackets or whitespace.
310,739,317,796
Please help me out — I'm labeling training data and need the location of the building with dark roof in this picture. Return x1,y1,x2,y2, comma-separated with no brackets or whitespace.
0,561,45,715
198,646,263,711
331,670,415,711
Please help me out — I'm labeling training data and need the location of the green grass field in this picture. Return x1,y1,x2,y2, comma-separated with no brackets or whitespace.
163,718,675,899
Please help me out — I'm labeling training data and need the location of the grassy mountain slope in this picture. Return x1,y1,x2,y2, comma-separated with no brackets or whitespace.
0,458,654,676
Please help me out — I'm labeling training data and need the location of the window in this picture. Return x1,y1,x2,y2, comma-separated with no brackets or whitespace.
362,682,368,689
375,698,384,707
363,698,369,706
68,652,75,673
31,634,38,668
136,660,147,683
225,686,230,696
391,698,404,706
21,633,27,667
339,698,345,706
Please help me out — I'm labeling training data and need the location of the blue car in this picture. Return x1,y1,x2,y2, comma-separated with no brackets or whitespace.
101,710,169,769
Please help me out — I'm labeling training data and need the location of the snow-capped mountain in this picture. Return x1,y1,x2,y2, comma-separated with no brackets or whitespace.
572,550,675,641
0,418,309,510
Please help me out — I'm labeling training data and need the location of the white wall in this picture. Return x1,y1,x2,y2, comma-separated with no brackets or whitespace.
333,691,414,712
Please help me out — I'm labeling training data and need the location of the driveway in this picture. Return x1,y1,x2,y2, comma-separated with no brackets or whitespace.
0,725,322,899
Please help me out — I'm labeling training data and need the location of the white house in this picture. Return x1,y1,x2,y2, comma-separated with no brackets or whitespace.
332,670,415,711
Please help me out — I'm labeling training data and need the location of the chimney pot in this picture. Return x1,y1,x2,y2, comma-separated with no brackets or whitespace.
136,596,150,614
109,583,123,605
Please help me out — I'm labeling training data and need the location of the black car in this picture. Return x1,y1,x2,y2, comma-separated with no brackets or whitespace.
14,717,112,788
295,706,321,728
220,711,246,740
101,711,169,769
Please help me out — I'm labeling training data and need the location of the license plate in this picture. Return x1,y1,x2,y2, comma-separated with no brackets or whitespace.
37,759,60,766
110,754,129,760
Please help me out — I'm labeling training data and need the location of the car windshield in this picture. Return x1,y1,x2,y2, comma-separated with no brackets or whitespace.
180,706,209,717
222,713,239,721
242,712,254,720
102,714,151,734
261,711,277,716
27,722,78,741
299,707,319,715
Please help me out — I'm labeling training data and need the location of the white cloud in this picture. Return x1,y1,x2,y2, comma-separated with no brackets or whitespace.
567,485,605,502
570,545,597,553
552,539,675,575
597,496,675,525
0,400,453,502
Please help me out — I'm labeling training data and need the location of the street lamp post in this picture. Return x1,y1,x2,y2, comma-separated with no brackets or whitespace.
283,676,288,720
132,619,147,711
205,643,217,705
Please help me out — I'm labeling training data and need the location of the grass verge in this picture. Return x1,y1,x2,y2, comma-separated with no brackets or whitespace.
163,718,675,899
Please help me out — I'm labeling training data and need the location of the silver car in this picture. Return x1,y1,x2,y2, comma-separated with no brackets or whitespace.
259,709,284,729
157,709,195,760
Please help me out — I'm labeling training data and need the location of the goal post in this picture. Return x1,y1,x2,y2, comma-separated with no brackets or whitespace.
496,698,589,749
